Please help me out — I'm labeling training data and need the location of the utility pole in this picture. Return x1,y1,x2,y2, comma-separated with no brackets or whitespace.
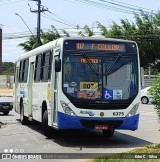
30,0,48,47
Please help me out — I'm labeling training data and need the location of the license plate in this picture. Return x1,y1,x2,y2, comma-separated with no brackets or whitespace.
3,106,9,109
95,125,109,130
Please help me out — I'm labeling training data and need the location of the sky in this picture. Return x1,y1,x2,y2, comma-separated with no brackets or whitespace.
1,0,160,62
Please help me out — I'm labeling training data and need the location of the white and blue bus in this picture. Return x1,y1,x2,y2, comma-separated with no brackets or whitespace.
14,37,141,137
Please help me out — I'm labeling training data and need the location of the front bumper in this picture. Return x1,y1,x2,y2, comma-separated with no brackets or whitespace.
0,103,13,112
57,112,139,131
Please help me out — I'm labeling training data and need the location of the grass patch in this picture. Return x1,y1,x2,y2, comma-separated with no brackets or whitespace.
88,144,160,162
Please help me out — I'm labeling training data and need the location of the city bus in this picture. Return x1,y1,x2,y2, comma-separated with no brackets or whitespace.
14,37,141,137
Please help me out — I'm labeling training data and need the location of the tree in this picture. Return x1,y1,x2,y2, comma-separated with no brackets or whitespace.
149,74,160,123
2,62,14,75
78,25,94,37
96,21,107,36
106,11,160,69
133,11,160,69
79,11,160,70
19,26,70,52
41,26,61,44
19,36,38,52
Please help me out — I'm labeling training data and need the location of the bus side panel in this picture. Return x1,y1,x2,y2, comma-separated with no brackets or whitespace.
32,82,47,122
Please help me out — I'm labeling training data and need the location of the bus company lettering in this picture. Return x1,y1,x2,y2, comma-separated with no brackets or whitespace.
92,43,120,51
80,110,95,116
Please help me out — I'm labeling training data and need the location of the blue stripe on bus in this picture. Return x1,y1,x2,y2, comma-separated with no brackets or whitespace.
57,112,139,131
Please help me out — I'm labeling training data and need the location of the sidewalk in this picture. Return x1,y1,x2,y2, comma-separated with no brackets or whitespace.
0,88,13,96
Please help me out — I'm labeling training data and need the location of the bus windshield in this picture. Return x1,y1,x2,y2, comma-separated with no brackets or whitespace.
62,52,138,102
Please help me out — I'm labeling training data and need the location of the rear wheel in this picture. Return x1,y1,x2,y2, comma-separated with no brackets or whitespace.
3,111,9,115
141,96,149,104
103,129,115,137
20,103,28,125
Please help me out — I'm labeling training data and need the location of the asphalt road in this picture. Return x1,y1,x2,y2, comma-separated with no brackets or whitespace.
0,104,160,162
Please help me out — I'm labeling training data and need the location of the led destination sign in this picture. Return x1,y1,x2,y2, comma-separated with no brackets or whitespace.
76,43,123,51
64,40,126,52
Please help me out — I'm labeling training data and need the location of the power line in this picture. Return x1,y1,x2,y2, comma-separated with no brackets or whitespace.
0,0,26,5
42,13,77,27
97,0,156,14
111,0,157,13
1,28,97,40
46,9,78,28
66,0,137,14
3,31,160,40
66,0,157,15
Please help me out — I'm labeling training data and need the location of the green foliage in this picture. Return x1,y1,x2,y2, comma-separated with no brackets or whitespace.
78,25,94,37
19,26,70,52
79,11,160,70
41,26,61,44
19,36,38,52
2,62,14,75
106,11,160,68
96,21,107,36
149,73,160,122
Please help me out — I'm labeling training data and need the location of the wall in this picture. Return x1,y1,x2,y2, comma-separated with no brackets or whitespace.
142,75,156,89
0,75,14,89
0,28,2,75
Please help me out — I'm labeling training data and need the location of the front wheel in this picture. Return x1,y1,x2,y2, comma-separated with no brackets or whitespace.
42,110,56,138
103,129,115,137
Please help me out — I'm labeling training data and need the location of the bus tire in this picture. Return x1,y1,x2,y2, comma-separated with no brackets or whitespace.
103,129,115,137
20,103,28,125
42,110,53,138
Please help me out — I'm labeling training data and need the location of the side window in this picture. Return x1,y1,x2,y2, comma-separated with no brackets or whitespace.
42,51,52,81
19,61,24,82
19,59,29,83
34,54,42,82
23,59,29,82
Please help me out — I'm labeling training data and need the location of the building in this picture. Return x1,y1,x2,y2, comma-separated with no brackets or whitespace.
0,27,2,74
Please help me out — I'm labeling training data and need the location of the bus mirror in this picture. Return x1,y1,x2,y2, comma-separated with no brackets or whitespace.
55,57,61,72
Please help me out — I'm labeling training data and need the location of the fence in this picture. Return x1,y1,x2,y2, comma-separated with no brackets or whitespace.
143,75,156,89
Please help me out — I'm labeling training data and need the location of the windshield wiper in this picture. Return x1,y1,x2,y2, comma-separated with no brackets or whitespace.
81,53,101,99
105,54,122,76
82,52,99,77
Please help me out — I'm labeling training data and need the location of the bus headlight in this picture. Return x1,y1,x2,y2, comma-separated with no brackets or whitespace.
126,103,139,117
60,101,76,116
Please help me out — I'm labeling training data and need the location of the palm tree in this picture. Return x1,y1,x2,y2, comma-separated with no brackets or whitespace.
19,26,70,52
19,36,38,52
78,25,94,37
